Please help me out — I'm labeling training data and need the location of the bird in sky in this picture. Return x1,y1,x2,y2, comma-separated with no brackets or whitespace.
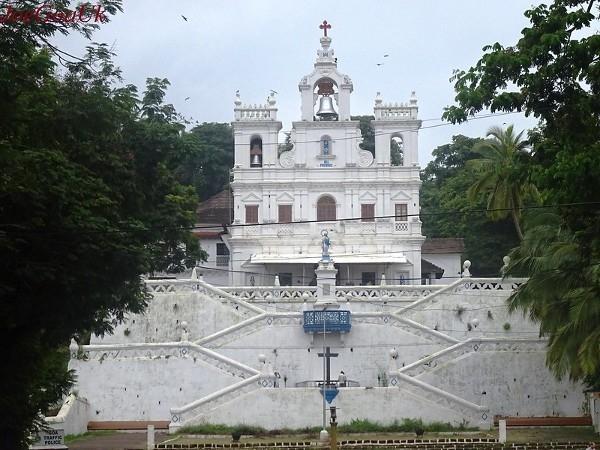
376,63,384,66
185,97,190,101
181,15,188,21
383,54,389,57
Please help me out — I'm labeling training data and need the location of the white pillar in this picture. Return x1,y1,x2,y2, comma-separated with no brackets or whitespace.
314,261,338,308
498,420,507,443
147,424,155,450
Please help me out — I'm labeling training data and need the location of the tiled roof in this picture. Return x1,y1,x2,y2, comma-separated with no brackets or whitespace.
422,238,465,254
196,190,233,225
421,258,445,275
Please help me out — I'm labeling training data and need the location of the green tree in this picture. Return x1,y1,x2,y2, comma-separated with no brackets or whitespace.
0,4,204,447
353,115,403,164
466,125,539,240
443,0,600,384
421,135,520,276
506,212,600,386
176,122,234,201
352,115,375,156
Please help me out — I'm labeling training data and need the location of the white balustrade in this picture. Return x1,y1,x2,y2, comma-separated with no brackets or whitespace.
170,374,262,428
80,342,260,378
234,104,277,121
374,103,418,121
394,221,409,232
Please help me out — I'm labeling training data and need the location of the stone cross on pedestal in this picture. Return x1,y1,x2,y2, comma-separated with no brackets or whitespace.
318,346,338,385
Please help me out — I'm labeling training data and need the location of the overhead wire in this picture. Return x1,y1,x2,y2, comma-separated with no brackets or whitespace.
229,110,520,145
1,201,598,235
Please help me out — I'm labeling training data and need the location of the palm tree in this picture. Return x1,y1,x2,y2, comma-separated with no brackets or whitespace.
467,125,539,240
506,212,600,387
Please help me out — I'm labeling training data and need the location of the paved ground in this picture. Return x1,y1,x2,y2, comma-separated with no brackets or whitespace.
67,431,170,450
65,427,598,449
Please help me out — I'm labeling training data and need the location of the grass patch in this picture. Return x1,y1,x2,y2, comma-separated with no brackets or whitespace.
337,418,477,433
178,423,321,436
178,419,475,436
65,430,115,444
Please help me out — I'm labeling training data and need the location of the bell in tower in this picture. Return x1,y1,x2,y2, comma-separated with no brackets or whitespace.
315,80,338,121
250,136,263,167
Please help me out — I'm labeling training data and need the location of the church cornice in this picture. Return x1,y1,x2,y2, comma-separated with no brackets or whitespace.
292,120,360,129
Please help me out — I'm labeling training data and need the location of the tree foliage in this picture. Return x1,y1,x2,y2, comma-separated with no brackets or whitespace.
421,135,520,276
444,0,600,384
466,125,540,240
0,2,204,447
353,115,375,155
353,115,403,164
176,122,234,201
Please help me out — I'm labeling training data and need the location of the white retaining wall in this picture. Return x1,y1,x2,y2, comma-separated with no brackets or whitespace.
45,394,90,436
178,387,488,430
67,278,586,430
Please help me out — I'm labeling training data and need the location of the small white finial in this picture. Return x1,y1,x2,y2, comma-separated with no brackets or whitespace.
462,260,472,278
410,91,417,105
375,92,383,105
191,267,198,280
380,273,386,286
501,255,511,277
69,338,79,358
180,321,189,341
274,275,280,287
258,354,266,364
388,348,399,372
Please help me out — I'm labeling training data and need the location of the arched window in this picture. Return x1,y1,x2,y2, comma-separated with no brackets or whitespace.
320,135,332,156
250,136,263,167
391,135,404,166
317,195,336,221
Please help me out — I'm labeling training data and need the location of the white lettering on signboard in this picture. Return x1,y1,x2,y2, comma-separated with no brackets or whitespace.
30,428,66,449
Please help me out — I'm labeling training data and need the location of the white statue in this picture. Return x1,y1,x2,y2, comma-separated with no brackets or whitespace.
321,230,331,262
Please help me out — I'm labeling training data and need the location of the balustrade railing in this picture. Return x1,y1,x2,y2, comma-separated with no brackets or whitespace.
79,342,260,378
234,104,277,121
374,103,418,121
394,221,408,232
216,255,230,267
170,374,263,428
221,286,317,301
337,285,440,300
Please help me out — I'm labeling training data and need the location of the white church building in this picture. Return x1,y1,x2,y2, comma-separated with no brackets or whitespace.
47,24,589,438
194,24,461,287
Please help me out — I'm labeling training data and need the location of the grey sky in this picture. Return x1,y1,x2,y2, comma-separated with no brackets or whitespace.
56,0,541,165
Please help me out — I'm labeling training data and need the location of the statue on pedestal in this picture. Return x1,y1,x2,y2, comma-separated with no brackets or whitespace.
321,230,331,262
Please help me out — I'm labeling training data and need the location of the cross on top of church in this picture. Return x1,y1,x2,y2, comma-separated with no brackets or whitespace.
319,20,331,37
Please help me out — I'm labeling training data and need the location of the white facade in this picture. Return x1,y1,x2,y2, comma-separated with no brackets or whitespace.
66,275,586,432
226,33,424,287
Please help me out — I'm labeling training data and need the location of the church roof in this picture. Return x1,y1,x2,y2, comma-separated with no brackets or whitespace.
422,238,464,254
421,258,445,276
196,189,233,226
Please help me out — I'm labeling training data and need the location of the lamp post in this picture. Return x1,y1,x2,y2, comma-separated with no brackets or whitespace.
320,305,328,442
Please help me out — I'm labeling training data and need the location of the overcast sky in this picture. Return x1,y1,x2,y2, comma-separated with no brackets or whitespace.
55,0,541,166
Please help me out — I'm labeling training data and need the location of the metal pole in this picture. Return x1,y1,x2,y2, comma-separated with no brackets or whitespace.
322,307,327,431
